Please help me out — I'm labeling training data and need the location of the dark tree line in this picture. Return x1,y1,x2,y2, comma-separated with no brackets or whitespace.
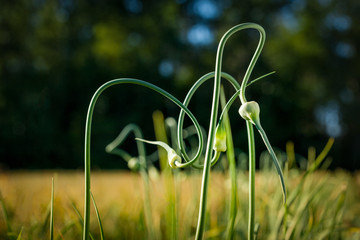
0,0,359,170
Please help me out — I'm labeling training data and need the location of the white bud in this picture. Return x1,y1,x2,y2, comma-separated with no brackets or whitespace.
213,124,226,152
127,158,140,171
135,138,182,169
168,149,182,168
239,101,260,126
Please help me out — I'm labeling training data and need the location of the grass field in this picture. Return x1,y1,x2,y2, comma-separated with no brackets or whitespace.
1,169,360,239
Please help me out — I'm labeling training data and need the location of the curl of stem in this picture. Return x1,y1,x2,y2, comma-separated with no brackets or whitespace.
105,123,147,167
83,78,202,240
238,24,265,104
177,71,240,168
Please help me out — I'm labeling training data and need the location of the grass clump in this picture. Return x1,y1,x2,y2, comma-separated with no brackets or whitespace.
0,167,359,239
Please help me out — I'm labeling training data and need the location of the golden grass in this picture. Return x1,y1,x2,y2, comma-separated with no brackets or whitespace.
0,170,359,239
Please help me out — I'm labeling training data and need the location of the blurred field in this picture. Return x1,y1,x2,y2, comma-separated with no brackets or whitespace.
1,170,360,239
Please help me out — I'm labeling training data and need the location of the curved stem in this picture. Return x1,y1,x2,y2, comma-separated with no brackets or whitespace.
189,150,221,169
177,71,240,166
178,70,273,169
105,124,147,166
83,78,202,240
238,24,265,104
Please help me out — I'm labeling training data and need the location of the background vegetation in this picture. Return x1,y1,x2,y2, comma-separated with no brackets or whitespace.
1,169,359,239
1,0,359,170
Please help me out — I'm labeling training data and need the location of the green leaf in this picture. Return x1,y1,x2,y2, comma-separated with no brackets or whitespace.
91,192,104,240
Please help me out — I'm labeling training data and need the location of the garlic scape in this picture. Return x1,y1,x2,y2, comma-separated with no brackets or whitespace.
239,101,287,203
135,138,182,168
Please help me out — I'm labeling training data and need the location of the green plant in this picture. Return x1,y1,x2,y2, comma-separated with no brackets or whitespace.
82,22,286,240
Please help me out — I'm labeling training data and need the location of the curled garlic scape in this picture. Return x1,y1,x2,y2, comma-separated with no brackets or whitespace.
135,138,182,168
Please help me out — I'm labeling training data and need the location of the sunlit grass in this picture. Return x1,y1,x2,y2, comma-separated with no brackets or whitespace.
0,169,359,239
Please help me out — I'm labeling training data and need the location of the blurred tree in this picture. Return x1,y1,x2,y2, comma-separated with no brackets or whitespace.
0,0,359,170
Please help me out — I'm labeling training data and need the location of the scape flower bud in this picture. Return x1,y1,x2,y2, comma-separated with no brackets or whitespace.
135,138,182,168
127,157,141,171
168,149,182,168
239,101,261,126
213,124,226,152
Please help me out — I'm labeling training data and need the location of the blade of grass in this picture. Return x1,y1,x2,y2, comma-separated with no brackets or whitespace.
308,138,334,173
0,191,13,236
272,138,335,239
56,220,76,240
50,177,54,240
16,227,23,240
90,192,104,240
71,201,95,240
220,86,237,240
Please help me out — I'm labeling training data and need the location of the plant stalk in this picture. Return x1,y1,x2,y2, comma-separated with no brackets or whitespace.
83,79,202,240
195,22,265,240
247,121,256,240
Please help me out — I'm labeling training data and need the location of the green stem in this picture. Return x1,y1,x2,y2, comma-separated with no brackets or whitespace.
255,123,286,203
220,87,237,240
139,169,156,239
132,126,156,239
83,78,202,240
239,24,265,104
195,22,265,240
247,121,256,240
177,71,240,166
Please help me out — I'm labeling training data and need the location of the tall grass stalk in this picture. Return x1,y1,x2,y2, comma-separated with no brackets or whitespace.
220,87,237,240
16,227,23,240
153,111,178,240
50,177,54,240
90,192,104,240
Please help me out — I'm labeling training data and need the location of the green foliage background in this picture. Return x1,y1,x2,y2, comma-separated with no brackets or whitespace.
0,0,359,170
